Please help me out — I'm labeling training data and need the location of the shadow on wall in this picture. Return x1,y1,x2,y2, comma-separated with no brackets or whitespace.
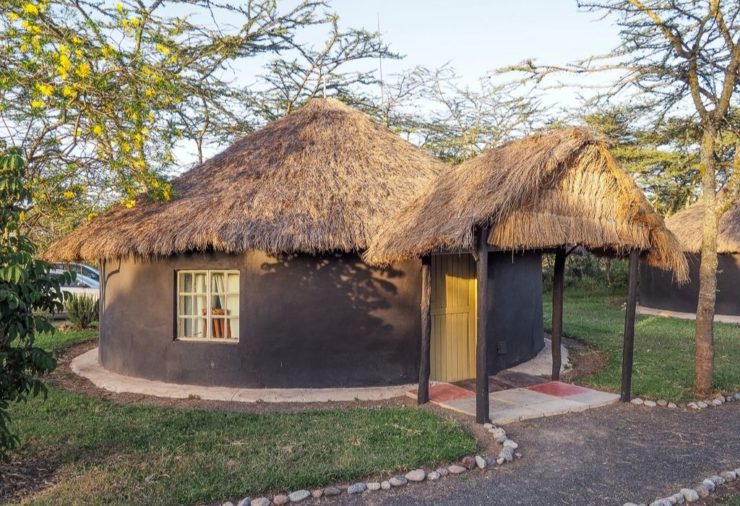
252,253,419,387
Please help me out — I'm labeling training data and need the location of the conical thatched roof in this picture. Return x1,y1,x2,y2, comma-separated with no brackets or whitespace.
666,197,740,254
365,127,688,281
45,99,444,262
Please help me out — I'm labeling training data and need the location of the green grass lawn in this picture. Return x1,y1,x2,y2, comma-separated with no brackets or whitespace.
544,286,740,402
8,332,476,506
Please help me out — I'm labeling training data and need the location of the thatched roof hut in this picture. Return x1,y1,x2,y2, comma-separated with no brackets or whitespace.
45,98,444,262
365,127,688,282
665,197,740,254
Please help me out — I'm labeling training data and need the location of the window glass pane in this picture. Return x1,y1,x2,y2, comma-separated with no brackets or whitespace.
180,272,192,293
227,273,239,292
194,272,207,293
228,318,239,339
211,272,226,294
194,295,206,317
211,294,226,311
179,295,193,316
226,294,239,316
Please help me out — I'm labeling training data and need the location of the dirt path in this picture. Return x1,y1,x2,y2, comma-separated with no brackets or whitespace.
334,402,740,505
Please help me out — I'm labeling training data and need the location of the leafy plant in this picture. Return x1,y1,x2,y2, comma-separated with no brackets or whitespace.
0,147,67,460
65,294,99,330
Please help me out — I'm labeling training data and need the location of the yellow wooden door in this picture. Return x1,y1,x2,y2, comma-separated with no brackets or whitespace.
430,254,477,381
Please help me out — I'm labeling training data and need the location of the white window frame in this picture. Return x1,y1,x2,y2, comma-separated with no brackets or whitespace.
176,269,239,343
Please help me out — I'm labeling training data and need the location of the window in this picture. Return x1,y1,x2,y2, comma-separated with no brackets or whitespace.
177,270,239,342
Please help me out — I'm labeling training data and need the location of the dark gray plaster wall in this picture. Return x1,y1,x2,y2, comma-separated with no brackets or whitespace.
639,253,740,316
486,251,545,373
99,251,422,388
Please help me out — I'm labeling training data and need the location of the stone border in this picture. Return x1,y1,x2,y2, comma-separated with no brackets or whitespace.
623,467,739,506
636,305,740,325
221,424,520,506
630,391,740,410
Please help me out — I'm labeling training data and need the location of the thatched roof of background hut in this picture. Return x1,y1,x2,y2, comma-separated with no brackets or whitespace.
666,197,740,254
365,127,688,281
45,99,444,262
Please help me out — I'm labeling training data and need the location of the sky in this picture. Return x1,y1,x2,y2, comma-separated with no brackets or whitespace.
331,0,621,85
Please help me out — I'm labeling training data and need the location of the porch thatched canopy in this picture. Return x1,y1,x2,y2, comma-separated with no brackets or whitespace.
666,197,740,254
365,127,688,282
45,98,444,262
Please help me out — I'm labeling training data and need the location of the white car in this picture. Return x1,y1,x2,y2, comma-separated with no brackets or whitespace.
51,269,100,319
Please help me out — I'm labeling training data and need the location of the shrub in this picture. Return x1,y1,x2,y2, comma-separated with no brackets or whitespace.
65,294,99,329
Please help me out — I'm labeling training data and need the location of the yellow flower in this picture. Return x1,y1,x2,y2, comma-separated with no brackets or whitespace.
75,62,91,78
36,83,53,96
155,43,170,56
92,124,103,135
22,3,39,16
19,210,26,222
71,36,83,45
101,45,113,58
62,85,75,97
115,2,124,12
87,212,97,220
121,141,131,153
63,190,74,199
144,88,154,98
58,43,69,54
75,49,83,58
162,189,170,201
124,199,136,209
7,12,19,21
129,17,140,27
31,99,44,108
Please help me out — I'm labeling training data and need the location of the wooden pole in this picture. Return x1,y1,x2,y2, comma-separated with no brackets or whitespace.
621,250,639,402
551,248,566,380
418,255,432,405
475,225,491,424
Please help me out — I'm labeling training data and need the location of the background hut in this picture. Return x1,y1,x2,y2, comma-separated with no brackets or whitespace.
366,128,688,421
639,197,740,317
45,98,444,389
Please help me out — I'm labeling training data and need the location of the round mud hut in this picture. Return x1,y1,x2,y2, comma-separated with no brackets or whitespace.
46,98,450,389
639,198,740,317
366,128,688,395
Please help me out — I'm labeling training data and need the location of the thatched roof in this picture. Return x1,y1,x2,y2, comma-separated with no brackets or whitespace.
365,127,688,281
45,98,444,262
666,197,740,254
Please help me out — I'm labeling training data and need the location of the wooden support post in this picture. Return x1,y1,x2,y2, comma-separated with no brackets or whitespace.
551,248,566,380
418,255,432,405
475,225,491,424
621,250,639,402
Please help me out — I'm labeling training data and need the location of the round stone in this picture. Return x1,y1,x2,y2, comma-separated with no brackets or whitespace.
499,446,514,462
250,498,271,506
428,471,440,481
672,492,686,503
237,498,252,506
347,483,367,494
405,469,426,482
461,455,476,469
380,481,391,490
680,488,699,502
366,482,381,491
694,485,710,498
311,490,322,499
447,465,466,474
475,455,487,469
503,439,518,449
734,392,740,401
485,456,496,466
688,402,699,409
631,398,644,405
702,479,716,491
288,490,311,503
697,401,708,408
483,422,494,429
223,502,235,506
491,428,507,442
720,471,737,481
668,402,677,408
272,494,289,505
708,475,725,486
323,486,341,496
496,457,505,465
644,400,657,407
712,399,723,406
657,399,668,407
389,476,408,487
436,467,449,477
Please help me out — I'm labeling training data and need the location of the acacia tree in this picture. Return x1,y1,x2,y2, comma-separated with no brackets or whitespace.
1,0,393,245
510,0,740,395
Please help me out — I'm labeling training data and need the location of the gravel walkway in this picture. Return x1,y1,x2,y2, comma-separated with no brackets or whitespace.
335,402,740,505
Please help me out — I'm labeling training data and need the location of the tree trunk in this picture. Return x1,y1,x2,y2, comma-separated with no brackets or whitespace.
694,127,719,396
